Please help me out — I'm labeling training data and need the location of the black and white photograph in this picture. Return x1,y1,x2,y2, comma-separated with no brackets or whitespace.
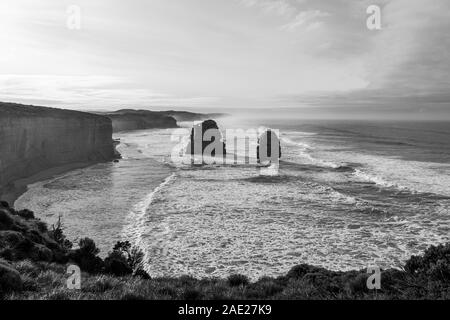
0,0,449,310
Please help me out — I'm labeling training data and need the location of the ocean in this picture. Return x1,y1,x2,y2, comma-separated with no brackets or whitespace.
15,117,450,280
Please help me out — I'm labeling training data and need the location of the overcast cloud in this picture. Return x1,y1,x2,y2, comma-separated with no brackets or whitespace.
0,0,449,115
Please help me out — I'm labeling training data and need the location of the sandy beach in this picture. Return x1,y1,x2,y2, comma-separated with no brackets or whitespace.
1,161,102,207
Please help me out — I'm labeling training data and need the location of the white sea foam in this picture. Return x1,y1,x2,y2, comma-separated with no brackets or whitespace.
353,169,408,190
15,126,450,280
282,136,341,168
122,172,177,263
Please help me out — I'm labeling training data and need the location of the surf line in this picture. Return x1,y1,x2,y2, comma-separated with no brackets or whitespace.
121,172,177,271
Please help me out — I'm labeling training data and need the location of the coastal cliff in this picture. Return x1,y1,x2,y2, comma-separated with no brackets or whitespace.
0,102,116,202
159,110,228,122
100,110,178,132
96,109,228,132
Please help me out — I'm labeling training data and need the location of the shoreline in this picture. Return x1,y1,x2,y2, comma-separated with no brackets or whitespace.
1,139,122,207
2,161,106,207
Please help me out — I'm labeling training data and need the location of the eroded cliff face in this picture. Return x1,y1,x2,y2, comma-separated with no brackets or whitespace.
0,103,116,197
100,110,178,132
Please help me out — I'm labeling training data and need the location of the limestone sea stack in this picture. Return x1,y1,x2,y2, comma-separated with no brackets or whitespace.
186,119,226,158
257,129,281,164
0,102,117,201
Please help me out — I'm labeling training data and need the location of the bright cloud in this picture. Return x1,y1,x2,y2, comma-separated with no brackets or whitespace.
0,0,449,111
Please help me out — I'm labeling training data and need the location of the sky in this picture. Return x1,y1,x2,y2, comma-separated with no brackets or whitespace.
0,0,449,118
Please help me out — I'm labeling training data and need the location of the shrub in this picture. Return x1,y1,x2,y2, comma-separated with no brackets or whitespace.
286,264,325,279
347,273,369,295
15,238,35,255
17,209,34,220
0,260,23,293
252,278,284,297
104,241,146,277
0,201,10,209
36,221,48,233
112,241,145,272
104,250,132,276
69,238,104,274
49,215,72,250
405,243,450,281
35,245,53,262
227,274,249,287
157,285,177,297
26,229,44,244
78,238,100,256
0,209,14,229
0,248,14,261
0,230,25,246
183,288,202,300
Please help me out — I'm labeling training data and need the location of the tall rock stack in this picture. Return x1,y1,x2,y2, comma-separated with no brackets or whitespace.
257,129,281,164
186,119,226,159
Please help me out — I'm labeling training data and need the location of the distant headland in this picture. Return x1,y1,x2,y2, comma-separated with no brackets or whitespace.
0,102,227,204
94,109,228,132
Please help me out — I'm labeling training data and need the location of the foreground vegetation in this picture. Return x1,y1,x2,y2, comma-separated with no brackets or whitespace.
1,201,449,300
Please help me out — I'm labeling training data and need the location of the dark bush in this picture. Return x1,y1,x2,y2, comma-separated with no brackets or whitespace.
36,221,48,233
0,209,14,229
104,251,132,276
78,238,100,256
0,248,14,261
0,230,25,246
35,245,53,262
0,201,10,209
69,238,104,273
183,288,202,300
157,285,177,297
17,209,34,220
227,274,249,287
0,260,23,293
251,278,284,297
49,215,72,250
347,273,369,295
15,238,35,255
286,264,326,279
26,229,44,244
112,241,144,272
405,243,450,281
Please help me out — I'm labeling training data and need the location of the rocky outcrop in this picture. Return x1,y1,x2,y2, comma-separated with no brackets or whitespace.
0,258,22,293
100,110,178,132
0,201,68,264
257,129,281,164
0,102,116,199
186,119,226,157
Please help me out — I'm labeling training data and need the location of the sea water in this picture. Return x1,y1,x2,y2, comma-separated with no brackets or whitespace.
15,117,450,279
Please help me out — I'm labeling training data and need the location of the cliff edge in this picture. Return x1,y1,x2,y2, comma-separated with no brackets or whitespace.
100,109,178,132
0,102,117,202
